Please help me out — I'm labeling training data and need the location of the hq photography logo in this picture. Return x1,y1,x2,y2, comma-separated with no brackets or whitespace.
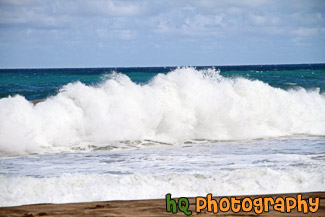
165,193,320,215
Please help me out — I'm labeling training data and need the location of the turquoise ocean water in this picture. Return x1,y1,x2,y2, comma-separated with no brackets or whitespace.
1,64,324,100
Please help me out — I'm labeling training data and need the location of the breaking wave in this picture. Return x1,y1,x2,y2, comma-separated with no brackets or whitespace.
0,67,324,155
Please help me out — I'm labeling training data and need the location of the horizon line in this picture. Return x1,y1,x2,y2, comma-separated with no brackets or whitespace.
0,62,325,70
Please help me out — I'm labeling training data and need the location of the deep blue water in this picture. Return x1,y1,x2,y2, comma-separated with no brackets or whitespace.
1,64,324,100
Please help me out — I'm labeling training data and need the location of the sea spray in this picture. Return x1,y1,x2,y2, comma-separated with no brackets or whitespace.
0,67,324,155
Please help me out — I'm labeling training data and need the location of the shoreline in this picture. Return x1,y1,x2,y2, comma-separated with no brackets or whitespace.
1,192,324,216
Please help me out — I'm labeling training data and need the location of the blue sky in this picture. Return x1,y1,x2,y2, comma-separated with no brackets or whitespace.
0,0,324,68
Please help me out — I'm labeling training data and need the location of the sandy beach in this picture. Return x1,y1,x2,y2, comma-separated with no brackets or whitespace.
0,192,324,217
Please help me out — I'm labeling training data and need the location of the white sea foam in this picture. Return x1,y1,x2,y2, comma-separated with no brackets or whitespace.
0,67,325,155
0,167,323,207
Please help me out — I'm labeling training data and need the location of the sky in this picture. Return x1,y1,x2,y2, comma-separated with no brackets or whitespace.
0,0,324,68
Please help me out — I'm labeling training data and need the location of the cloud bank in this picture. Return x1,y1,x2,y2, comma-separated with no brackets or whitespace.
0,0,324,67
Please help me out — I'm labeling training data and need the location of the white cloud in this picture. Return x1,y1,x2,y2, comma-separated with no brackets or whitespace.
293,27,319,37
0,0,324,57
1,0,323,37
189,0,269,10
71,0,146,17
248,13,281,26
249,14,266,25
0,0,146,28
97,28,137,40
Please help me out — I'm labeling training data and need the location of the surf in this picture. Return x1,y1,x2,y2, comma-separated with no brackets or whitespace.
0,67,324,155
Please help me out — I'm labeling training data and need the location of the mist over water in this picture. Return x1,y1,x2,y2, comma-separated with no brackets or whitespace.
0,67,325,156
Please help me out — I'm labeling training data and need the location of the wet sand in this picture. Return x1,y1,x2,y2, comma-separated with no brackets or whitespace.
0,192,324,217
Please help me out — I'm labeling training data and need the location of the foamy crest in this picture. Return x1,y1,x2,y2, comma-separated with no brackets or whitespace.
0,67,324,155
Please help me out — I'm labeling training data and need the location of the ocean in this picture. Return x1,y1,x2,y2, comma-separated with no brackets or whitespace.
0,64,324,206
